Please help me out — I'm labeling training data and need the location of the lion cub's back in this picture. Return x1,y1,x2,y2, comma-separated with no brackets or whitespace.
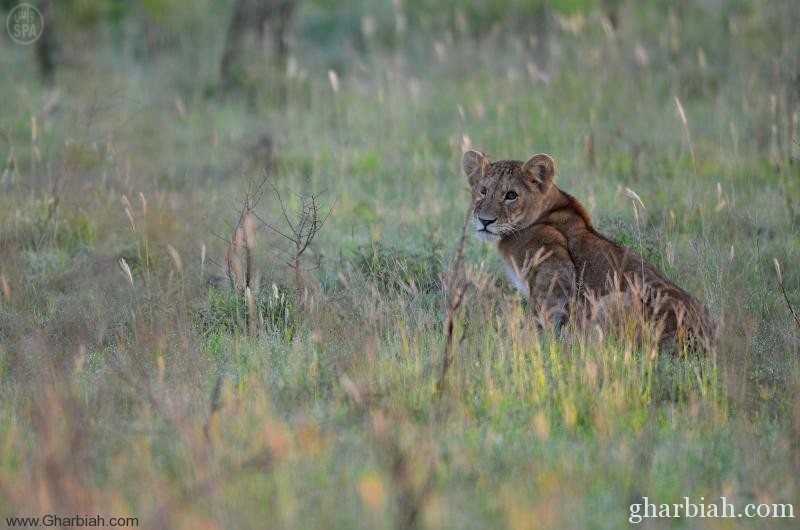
572,230,715,349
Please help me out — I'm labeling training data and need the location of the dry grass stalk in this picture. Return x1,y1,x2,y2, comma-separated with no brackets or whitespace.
674,96,696,171
435,206,472,397
1,274,10,302
166,244,183,274
118,258,134,287
774,258,800,329
121,195,136,233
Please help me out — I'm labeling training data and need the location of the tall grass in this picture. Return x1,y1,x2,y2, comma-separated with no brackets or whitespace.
0,1,798,528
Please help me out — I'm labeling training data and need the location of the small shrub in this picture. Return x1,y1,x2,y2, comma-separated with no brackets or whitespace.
352,242,443,295
58,210,97,256
195,282,294,339
23,248,71,277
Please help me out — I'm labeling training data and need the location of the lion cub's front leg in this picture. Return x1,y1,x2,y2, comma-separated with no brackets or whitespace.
509,246,576,334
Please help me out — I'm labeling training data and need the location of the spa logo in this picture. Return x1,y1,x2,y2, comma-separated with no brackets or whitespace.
7,3,43,45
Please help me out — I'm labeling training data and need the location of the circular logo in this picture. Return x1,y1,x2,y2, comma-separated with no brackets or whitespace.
7,4,44,45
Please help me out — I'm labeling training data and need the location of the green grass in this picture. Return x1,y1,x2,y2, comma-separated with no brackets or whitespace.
0,0,798,528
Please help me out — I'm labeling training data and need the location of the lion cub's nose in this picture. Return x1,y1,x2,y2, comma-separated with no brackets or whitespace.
479,217,497,229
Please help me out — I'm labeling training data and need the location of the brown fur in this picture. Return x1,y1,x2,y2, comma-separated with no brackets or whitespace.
462,150,715,352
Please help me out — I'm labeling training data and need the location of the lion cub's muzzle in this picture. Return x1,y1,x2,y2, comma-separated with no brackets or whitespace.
473,215,503,241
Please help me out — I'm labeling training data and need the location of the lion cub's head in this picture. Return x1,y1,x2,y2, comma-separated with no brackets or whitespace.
462,150,557,242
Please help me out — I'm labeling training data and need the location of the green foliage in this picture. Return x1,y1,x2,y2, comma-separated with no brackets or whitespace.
352,242,443,295
57,210,97,256
195,283,295,339
67,0,114,28
22,247,70,277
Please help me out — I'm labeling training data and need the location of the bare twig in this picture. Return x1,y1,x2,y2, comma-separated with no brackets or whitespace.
261,180,333,307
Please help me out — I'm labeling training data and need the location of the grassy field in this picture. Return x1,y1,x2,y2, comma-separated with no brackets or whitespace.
0,0,798,528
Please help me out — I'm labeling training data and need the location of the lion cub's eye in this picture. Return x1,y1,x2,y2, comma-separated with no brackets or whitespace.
504,191,518,201
480,187,488,196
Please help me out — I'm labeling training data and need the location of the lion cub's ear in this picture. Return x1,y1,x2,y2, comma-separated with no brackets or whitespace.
522,154,556,188
462,149,490,186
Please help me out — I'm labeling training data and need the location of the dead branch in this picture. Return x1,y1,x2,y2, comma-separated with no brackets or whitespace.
260,181,333,307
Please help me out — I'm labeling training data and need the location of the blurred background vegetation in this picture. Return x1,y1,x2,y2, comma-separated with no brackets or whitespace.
0,0,798,529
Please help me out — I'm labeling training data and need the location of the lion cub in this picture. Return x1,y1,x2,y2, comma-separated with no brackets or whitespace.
462,149,714,352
